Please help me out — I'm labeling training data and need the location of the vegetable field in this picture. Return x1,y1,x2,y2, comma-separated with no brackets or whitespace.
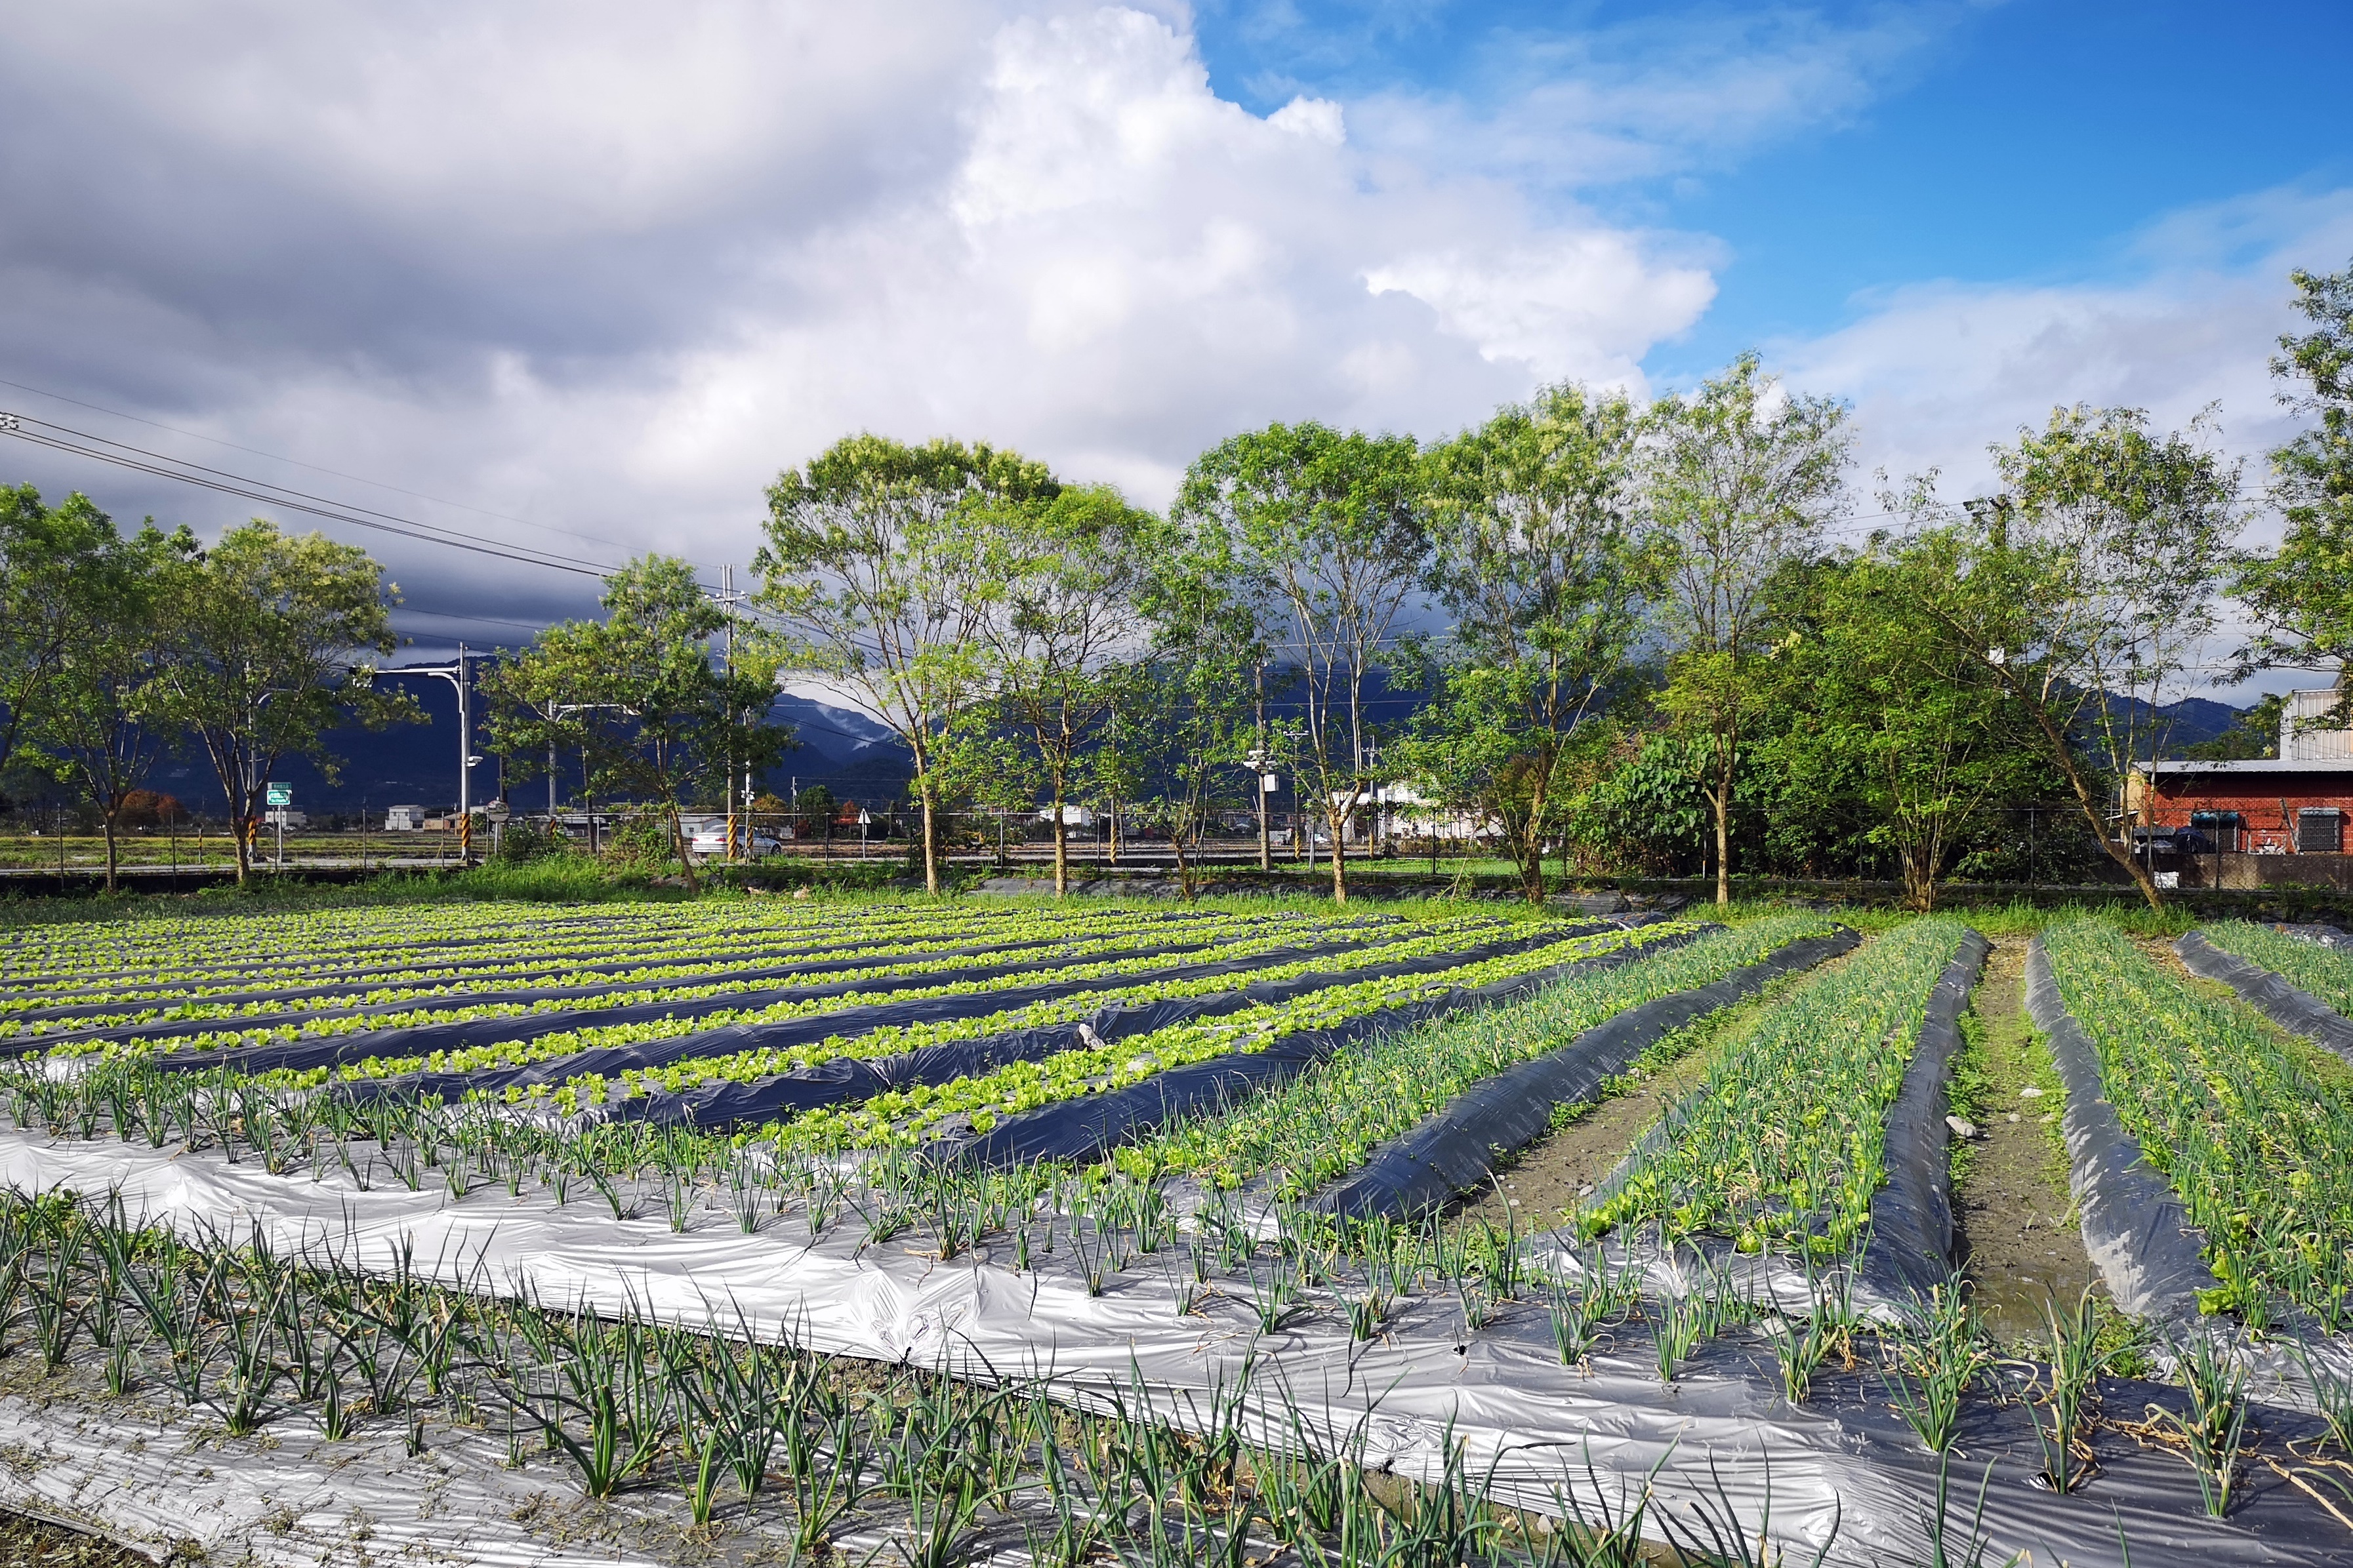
0,895,2350,1567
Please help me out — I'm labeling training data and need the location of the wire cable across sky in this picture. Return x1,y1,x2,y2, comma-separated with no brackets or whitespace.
0,407,662,582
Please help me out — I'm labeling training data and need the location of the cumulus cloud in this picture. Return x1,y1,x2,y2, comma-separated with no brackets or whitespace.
0,1,1719,641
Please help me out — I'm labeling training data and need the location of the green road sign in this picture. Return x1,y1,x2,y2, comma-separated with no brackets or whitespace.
265,784,291,807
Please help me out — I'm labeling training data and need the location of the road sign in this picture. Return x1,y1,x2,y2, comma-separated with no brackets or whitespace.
483,801,512,824
264,783,291,807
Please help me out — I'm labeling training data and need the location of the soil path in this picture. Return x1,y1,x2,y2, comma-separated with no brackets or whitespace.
1950,933,2097,1344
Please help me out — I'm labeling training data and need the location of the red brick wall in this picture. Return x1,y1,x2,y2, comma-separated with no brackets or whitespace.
2144,773,2353,853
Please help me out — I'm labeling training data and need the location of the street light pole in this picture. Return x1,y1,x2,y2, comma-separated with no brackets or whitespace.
369,645,478,866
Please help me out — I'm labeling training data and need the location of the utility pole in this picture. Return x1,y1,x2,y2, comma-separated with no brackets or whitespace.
712,564,749,864
369,645,478,866
1253,664,1271,872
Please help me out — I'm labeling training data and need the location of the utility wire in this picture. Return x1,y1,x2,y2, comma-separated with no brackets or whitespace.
0,372,647,557
0,410,639,580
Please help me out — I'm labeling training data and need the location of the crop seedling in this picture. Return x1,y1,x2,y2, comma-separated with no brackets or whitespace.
1885,1280,1987,1454
2156,1330,2251,1518
2028,1289,2107,1495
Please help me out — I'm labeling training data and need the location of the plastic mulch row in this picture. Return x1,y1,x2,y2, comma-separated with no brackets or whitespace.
2173,929,2353,1066
19,907,1301,1037
2024,935,2219,1320
947,922,1681,1169
1309,926,1862,1222
334,926,1609,1108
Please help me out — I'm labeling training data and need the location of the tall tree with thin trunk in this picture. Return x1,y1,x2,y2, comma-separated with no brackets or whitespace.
1173,422,1425,903
1410,382,1645,904
1895,407,2241,912
2234,256,2353,699
0,485,117,781
33,521,191,891
483,555,792,895
973,484,1160,896
153,521,412,883
1641,353,1852,906
757,435,1055,893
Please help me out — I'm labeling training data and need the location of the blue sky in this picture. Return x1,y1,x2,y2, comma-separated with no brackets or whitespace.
1197,0,2353,383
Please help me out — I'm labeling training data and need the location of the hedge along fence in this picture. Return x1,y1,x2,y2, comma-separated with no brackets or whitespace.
1578,918,1974,1261
2040,919,2353,1330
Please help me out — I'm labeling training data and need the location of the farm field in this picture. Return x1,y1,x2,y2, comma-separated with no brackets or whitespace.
0,895,2350,1565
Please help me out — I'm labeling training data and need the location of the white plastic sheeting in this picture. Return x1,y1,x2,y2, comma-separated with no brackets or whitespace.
0,1394,678,1567
0,1129,2344,1567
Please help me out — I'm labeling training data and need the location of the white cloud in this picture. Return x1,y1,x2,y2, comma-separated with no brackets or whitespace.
0,0,1723,632
1769,186,2353,698
1345,3,1967,190
1776,186,2353,527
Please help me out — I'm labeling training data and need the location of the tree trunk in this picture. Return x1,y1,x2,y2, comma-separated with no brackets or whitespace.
1712,738,1734,908
919,786,940,894
1326,805,1349,904
1170,821,1195,900
668,801,700,896
101,807,119,894
2026,704,2164,912
1051,780,1067,896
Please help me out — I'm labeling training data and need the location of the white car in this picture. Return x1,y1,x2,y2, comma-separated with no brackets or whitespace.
687,828,783,857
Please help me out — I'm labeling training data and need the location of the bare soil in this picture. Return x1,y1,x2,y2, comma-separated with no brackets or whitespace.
1949,934,2098,1345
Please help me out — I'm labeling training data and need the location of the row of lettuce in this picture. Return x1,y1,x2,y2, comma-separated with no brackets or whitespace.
20,897,1995,1267
6,906,1408,1037
3,902,1358,1019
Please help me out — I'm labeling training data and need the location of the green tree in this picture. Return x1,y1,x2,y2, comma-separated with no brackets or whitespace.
1408,382,1644,903
2234,257,2353,699
153,521,413,883
794,782,838,846
1173,422,1425,902
972,483,1160,895
483,555,793,895
1121,546,1269,898
31,519,193,890
1641,353,1852,906
757,435,1056,893
1779,546,2035,910
1896,407,2243,911
0,485,119,782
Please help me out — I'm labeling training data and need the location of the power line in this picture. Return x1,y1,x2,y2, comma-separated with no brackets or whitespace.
0,372,647,557
0,410,647,580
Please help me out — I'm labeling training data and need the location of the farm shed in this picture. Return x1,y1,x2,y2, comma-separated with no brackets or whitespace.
2129,689,2353,885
